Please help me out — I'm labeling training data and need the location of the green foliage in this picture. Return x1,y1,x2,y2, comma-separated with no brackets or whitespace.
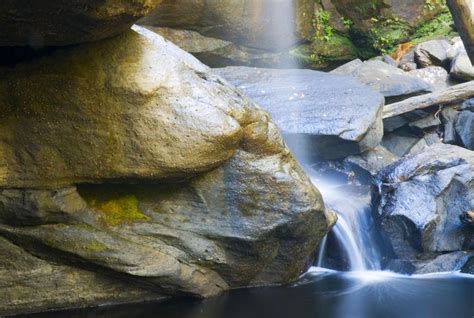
411,11,454,42
314,9,334,41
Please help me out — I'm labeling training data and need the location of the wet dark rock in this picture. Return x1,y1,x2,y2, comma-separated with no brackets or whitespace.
378,144,474,262
414,39,452,68
215,66,385,160
332,60,433,103
461,256,474,274
455,111,474,150
441,106,460,144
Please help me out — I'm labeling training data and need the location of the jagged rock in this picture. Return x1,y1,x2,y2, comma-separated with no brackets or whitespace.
0,0,160,46
450,53,474,81
215,66,385,160
0,26,332,314
143,26,292,68
139,0,314,51
455,111,474,150
332,60,433,103
415,251,474,274
378,144,474,261
414,39,452,68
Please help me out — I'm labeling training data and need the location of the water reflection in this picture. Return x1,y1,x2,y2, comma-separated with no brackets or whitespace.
22,270,474,318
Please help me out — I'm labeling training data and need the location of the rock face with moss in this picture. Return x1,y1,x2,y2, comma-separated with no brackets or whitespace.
0,26,332,315
0,0,161,46
138,0,314,67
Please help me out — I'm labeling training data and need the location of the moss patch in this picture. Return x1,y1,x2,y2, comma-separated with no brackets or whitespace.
293,33,358,68
79,186,150,226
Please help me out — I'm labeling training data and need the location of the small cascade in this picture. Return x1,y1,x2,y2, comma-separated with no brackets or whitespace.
308,168,383,272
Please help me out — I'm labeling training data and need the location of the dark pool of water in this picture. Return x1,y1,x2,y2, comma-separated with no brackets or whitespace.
21,269,474,318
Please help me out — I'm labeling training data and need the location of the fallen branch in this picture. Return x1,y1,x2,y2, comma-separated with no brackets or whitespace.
383,81,474,119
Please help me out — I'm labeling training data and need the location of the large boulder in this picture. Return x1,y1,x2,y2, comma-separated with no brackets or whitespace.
0,27,332,315
214,67,385,160
378,144,474,262
0,26,245,189
0,0,160,47
139,0,314,51
332,60,433,103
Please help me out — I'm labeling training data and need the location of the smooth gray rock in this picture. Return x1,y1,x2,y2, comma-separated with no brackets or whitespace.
331,58,363,74
450,53,474,81
378,144,474,261
332,60,433,103
414,39,452,68
409,66,452,91
415,251,474,274
455,110,474,150
215,66,385,160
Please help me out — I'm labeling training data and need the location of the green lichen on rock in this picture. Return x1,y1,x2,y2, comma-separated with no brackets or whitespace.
79,187,150,226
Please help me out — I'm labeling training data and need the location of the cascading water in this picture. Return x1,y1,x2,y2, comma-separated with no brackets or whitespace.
262,0,383,272
308,169,383,271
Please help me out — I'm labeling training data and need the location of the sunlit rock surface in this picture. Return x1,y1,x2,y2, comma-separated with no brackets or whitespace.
378,144,474,264
139,0,314,51
215,66,385,160
0,0,160,46
0,26,331,315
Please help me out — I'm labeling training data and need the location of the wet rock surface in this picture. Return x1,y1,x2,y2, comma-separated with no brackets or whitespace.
215,66,385,160
378,144,474,262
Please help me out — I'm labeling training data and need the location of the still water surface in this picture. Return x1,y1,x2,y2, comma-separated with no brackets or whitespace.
22,269,474,318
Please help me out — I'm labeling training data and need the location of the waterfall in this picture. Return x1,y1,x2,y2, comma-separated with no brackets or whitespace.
309,172,383,272
264,1,382,272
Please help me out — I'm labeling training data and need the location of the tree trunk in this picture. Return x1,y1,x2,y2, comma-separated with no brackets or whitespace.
447,0,474,64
